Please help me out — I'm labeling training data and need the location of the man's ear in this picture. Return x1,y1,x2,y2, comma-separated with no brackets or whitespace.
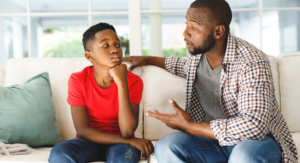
85,51,93,62
214,25,226,39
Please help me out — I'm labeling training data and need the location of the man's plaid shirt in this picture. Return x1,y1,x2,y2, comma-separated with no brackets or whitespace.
165,34,298,162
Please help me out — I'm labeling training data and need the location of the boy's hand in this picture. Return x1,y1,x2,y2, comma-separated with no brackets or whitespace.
126,138,154,159
109,64,127,85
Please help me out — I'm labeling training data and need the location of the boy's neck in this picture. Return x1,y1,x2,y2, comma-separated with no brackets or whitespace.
93,65,114,89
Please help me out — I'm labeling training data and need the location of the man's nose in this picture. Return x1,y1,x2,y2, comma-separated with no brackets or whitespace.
183,27,190,38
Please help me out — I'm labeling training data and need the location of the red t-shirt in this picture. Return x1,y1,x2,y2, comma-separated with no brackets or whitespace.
67,66,143,136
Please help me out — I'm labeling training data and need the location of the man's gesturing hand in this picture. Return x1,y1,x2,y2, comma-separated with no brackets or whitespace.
146,98,194,131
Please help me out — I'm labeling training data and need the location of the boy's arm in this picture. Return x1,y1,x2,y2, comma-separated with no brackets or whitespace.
109,64,140,138
71,105,127,144
71,105,154,157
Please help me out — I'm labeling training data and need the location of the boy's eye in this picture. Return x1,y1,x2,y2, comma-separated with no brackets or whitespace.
103,44,108,47
116,44,121,47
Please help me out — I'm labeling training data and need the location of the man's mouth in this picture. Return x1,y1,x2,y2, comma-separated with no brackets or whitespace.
184,38,193,48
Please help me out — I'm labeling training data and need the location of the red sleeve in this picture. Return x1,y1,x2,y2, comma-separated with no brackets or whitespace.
67,74,86,106
128,77,143,104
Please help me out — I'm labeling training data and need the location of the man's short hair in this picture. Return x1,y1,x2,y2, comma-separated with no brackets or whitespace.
82,22,116,51
190,0,232,31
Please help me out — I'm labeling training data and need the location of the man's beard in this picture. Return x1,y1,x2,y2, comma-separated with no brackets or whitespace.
189,29,216,55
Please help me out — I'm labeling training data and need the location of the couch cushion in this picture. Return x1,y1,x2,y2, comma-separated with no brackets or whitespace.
0,66,4,86
4,58,143,140
0,147,148,163
267,55,280,107
142,65,185,140
277,52,300,133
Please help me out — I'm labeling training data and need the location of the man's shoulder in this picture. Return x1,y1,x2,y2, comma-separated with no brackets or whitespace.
233,35,269,65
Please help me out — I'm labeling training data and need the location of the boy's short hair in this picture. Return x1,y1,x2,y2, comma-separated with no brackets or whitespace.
82,22,116,51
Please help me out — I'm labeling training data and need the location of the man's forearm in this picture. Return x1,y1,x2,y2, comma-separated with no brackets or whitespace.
146,56,166,69
185,121,217,140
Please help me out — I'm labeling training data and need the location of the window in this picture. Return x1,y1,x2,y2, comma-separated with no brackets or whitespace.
0,0,299,66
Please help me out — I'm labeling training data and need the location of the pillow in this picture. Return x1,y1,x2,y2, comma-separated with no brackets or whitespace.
0,72,62,147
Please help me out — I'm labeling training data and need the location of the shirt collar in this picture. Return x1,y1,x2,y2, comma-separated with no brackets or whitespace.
221,33,237,65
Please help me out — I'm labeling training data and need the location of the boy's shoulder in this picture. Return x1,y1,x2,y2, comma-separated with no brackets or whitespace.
127,70,142,84
70,66,93,82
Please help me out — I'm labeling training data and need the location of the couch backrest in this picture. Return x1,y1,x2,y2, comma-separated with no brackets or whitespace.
277,52,300,133
0,66,4,86
142,55,281,140
3,55,282,141
4,58,143,140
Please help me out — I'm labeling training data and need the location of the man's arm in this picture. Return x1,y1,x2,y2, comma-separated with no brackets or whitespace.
210,61,272,146
123,56,165,70
123,55,188,78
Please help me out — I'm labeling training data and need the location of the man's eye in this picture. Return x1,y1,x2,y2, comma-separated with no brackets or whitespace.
116,44,121,47
103,44,108,47
192,26,196,30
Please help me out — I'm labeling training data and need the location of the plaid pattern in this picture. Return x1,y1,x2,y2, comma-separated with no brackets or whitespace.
165,34,298,162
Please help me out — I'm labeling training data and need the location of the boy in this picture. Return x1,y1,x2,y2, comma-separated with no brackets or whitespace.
49,23,154,163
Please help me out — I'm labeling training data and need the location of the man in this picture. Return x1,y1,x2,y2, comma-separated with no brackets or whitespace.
124,0,298,162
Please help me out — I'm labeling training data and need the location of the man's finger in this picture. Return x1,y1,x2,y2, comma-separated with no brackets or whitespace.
169,98,184,113
128,65,135,71
146,110,171,121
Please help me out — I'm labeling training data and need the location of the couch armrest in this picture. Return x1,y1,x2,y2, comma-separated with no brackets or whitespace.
277,52,300,133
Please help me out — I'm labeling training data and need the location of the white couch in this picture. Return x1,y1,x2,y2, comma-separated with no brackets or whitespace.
0,52,299,163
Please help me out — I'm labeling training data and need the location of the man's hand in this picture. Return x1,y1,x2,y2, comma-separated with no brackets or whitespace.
125,138,154,159
109,64,127,85
146,98,194,131
123,56,149,71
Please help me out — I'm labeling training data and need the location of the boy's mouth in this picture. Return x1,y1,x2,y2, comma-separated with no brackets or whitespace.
111,55,121,59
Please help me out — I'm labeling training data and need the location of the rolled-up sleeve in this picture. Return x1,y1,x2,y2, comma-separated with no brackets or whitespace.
165,54,188,78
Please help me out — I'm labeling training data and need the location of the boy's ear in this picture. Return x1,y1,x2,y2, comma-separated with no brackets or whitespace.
85,51,93,62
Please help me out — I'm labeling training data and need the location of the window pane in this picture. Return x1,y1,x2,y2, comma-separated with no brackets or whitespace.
142,13,187,57
92,15,130,56
227,0,259,8
263,11,300,56
142,11,261,57
141,0,259,10
91,0,128,12
141,0,194,10
30,0,88,12
0,0,27,13
231,12,261,49
31,16,89,58
263,0,300,8
0,17,28,66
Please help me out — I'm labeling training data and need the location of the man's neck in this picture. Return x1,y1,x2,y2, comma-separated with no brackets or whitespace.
205,36,228,69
